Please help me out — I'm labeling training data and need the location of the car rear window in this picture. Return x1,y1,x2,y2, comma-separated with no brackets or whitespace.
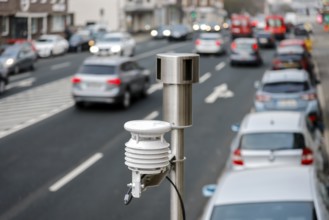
240,132,305,150
78,65,116,75
263,81,310,93
236,43,254,52
267,19,283,27
210,202,316,220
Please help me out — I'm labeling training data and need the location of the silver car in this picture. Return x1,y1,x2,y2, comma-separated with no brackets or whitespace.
89,32,136,57
229,111,322,170
254,69,321,125
195,33,226,55
71,56,150,109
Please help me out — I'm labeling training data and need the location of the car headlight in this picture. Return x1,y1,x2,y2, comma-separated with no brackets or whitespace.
88,40,95,46
5,58,15,67
223,23,229,29
90,46,99,53
111,45,121,53
200,24,207,30
214,25,220,31
193,24,200,31
151,30,158,37
163,30,171,36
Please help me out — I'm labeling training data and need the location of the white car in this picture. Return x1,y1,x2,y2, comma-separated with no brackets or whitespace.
229,111,323,170
34,35,69,58
195,33,226,55
202,166,329,220
89,32,136,57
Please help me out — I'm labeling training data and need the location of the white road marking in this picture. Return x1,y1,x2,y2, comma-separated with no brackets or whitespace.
49,153,103,192
9,72,31,82
199,72,212,84
215,62,226,71
6,77,35,90
51,62,71,70
147,83,163,94
133,42,190,61
144,111,159,120
205,83,234,104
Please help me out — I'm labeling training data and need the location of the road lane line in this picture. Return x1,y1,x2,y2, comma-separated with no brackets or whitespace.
133,42,190,61
6,77,36,90
49,153,103,192
144,111,159,120
9,72,32,82
147,83,163,94
215,62,226,71
50,62,71,70
199,72,212,84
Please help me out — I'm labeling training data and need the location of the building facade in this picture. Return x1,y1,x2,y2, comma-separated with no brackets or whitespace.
0,0,69,43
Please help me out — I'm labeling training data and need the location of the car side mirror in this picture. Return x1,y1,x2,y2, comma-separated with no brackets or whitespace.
231,123,240,132
254,81,261,89
202,184,217,197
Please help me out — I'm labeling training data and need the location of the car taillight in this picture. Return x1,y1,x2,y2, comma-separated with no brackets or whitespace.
71,77,81,84
195,39,201,45
302,93,317,101
308,113,317,123
215,40,221,46
232,149,244,166
252,43,258,50
231,42,237,49
107,78,121,85
301,147,313,165
255,94,271,102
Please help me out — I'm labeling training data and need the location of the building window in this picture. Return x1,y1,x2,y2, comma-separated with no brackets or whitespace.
1,16,9,36
51,15,65,32
32,18,38,34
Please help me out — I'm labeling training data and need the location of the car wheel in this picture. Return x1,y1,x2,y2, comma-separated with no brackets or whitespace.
30,63,35,71
0,80,5,95
74,101,85,109
122,90,131,109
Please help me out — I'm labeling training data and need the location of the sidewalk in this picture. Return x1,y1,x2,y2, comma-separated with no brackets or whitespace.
313,24,329,176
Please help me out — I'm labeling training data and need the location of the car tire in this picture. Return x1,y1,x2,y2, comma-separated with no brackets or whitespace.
30,63,35,71
122,90,131,109
0,80,6,95
74,101,85,109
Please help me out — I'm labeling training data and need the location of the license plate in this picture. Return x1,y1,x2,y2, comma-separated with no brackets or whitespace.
87,82,103,89
283,62,298,68
259,38,267,43
277,99,297,107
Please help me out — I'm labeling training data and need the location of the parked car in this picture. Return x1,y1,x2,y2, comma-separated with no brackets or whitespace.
272,46,316,83
34,35,69,58
167,24,193,41
229,111,322,170
254,69,322,126
0,64,9,95
230,38,262,66
195,33,226,55
255,31,276,48
68,33,92,52
71,56,150,109
89,32,136,57
150,25,170,39
0,44,37,74
201,166,329,220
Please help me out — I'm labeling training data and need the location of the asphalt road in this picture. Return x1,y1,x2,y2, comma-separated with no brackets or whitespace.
0,32,276,220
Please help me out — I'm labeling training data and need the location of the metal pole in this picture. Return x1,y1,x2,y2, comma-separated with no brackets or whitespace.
27,15,32,40
170,128,184,220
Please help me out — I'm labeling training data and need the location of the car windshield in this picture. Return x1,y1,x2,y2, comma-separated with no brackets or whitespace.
210,202,315,220
2,46,19,56
171,25,187,31
36,38,54,43
240,132,305,150
78,65,116,75
263,81,310,93
267,19,283,27
101,37,122,42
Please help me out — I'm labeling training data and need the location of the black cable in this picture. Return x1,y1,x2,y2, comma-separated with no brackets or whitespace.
124,187,133,205
166,176,186,220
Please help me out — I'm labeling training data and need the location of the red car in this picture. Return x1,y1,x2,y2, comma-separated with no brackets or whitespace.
265,15,286,39
231,14,253,39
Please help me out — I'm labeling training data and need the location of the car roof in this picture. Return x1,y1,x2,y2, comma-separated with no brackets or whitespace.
262,69,309,83
240,111,304,133
199,33,221,38
213,166,313,206
234,38,256,44
83,56,131,66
